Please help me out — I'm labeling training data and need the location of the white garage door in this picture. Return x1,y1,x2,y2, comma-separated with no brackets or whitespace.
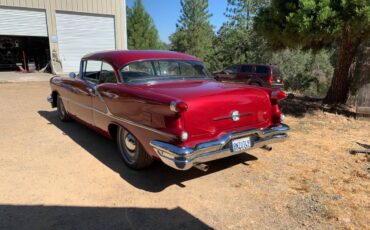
0,8,47,37
56,12,115,73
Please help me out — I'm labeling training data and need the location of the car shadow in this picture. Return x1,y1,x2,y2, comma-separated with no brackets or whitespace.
0,204,211,229
38,110,258,193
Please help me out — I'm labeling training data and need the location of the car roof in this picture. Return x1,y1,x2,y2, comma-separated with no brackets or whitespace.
83,50,200,69
238,64,272,67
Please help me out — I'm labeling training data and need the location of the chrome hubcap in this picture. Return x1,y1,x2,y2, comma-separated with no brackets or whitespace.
124,133,136,152
118,128,139,164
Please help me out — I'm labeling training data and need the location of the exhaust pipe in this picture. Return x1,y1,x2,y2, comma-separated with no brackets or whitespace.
261,145,272,151
194,163,209,172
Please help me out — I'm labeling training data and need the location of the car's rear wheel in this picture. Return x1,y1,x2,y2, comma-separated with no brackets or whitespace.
116,126,153,169
57,95,71,122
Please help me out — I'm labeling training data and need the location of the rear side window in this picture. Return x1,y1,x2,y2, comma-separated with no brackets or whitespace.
241,65,254,73
256,66,270,74
224,65,238,73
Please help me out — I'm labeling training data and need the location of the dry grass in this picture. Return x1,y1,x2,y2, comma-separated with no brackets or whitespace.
277,110,370,229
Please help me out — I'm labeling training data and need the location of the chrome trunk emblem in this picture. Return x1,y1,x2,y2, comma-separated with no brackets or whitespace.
231,110,240,121
213,111,252,121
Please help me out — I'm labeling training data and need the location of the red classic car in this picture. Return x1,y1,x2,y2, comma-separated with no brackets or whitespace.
47,50,289,171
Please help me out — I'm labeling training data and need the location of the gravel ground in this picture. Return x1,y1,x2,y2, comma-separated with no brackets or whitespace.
0,82,369,230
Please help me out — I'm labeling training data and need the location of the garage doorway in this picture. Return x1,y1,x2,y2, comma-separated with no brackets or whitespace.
0,35,50,72
0,7,50,72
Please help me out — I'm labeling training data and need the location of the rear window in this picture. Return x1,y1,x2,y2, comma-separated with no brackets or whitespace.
256,66,270,74
272,66,282,75
224,65,238,73
120,59,211,84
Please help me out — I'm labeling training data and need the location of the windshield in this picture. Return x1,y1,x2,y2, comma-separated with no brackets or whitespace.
120,59,211,84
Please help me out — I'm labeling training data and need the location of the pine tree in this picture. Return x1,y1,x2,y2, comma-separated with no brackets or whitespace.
255,0,370,104
212,0,270,70
170,0,214,62
127,0,162,50
224,0,269,30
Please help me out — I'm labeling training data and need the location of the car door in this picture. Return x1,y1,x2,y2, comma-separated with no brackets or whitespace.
91,62,119,130
237,64,254,83
68,59,102,125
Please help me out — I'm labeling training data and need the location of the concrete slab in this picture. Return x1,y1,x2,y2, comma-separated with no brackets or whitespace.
0,71,53,82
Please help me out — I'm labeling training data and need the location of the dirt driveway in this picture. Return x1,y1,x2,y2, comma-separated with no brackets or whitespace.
0,82,369,230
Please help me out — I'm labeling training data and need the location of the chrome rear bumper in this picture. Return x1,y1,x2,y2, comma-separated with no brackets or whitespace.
271,83,284,90
150,124,289,170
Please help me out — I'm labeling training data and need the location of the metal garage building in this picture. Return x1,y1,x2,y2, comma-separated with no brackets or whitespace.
0,0,127,73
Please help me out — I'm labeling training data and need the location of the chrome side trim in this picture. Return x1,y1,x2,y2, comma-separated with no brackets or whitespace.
60,96,177,139
150,124,289,170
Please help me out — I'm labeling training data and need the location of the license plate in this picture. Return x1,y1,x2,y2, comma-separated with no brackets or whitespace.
232,137,252,152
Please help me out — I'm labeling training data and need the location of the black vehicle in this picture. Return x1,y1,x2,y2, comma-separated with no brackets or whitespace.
214,64,284,89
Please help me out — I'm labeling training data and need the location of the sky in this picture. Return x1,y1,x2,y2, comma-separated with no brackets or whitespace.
126,0,229,43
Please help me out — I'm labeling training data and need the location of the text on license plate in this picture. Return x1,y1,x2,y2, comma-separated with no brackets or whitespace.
232,137,252,152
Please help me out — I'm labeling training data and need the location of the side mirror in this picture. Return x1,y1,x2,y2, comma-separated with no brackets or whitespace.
68,72,77,79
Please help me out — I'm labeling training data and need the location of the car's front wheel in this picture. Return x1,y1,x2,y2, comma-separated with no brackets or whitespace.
57,95,71,122
116,126,153,169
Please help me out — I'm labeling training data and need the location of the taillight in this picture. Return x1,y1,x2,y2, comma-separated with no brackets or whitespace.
270,90,286,124
271,90,286,101
268,74,273,84
170,101,188,113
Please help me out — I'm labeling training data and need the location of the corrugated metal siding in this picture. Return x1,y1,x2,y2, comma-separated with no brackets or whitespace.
56,12,115,72
0,8,47,36
0,0,120,15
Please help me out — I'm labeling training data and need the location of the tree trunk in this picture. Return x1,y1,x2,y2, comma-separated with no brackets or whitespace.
324,34,360,104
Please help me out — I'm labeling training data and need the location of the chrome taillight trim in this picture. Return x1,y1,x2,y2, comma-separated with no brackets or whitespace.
170,101,178,112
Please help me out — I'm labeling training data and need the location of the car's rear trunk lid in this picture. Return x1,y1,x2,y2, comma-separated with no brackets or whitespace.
139,80,272,141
